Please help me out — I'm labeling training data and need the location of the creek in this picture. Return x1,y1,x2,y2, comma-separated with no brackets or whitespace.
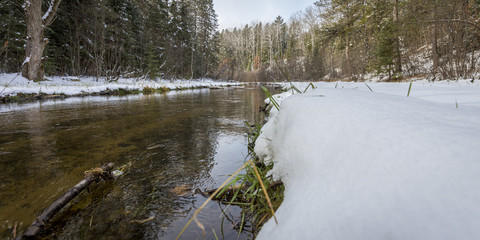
0,86,277,239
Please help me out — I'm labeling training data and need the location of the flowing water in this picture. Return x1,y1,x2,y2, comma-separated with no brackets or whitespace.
0,86,276,239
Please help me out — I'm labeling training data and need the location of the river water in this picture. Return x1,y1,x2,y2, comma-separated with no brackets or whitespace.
0,86,275,239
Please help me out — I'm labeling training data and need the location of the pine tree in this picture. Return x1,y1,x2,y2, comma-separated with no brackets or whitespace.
0,0,26,73
374,20,398,79
144,0,169,79
193,0,219,77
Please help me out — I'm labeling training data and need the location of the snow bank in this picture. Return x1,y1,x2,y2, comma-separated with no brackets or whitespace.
280,80,480,109
255,82,480,239
0,73,241,97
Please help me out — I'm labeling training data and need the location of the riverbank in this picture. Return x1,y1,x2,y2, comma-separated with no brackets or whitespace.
254,80,480,239
0,73,243,103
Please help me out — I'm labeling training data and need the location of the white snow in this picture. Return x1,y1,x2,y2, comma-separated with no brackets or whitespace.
0,73,241,97
42,4,53,21
255,80,480,239
22,56,30,66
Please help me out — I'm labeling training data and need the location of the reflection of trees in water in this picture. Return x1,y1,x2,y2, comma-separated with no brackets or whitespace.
0,87,276,239
0,106,71,238
51,89,270,239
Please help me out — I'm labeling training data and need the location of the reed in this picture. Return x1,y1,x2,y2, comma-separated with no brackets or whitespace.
176,161,250,240
303,83,317,93
261,86,280,110
407,82,413,97
364,82,374,92
244,121,262,152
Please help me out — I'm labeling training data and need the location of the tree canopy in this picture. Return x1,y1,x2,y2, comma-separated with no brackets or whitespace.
1,0,478,81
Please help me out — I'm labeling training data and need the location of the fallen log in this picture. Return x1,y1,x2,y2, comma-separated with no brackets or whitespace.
19,163,115,240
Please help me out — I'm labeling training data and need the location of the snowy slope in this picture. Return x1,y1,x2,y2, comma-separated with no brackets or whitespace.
280,80,480,109
255,83,480,239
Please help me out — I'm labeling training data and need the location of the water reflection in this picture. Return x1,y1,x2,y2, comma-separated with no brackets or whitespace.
0,86,274,239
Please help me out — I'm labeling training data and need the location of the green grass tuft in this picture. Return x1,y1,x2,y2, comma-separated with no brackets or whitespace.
407,82,413,97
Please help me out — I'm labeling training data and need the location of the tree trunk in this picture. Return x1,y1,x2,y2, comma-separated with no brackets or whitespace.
22,0,62,82
22,0,46,81
432,5,439,75
330,44,335,78
393,0,402,74
345,36,351,77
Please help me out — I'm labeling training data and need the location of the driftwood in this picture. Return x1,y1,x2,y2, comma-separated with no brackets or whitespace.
19,163,115,240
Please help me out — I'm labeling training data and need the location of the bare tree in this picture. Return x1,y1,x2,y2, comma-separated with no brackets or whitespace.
22,0,62,81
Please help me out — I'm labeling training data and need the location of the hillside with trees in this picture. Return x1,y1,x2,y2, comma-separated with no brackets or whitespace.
217,0,480,82
1,0,478,82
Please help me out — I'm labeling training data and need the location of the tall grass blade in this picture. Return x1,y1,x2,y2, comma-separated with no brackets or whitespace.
256,213,269,228
0,73,21,95
215,176,238,198
220,216,225,239
456,99,459,109
238,211,245,235
289,82,302,94
176,161,250,240
212,228,219,240
364,82,374,92
335,81,339,88
274,53,301,93
250,162,278,225
303,82,316,93
228,182,244,205
407,82,413,97
261,86,280,110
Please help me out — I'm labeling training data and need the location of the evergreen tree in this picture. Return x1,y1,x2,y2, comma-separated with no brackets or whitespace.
2,0,477,81
0,0,25,73
145,0,169,79
193,0,219,77
374,20,398,79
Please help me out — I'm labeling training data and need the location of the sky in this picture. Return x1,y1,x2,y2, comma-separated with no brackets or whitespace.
212,0,315,30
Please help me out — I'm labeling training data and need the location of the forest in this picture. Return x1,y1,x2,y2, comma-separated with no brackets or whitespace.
1,0,479,82
218,0,480,82
0,0,219,81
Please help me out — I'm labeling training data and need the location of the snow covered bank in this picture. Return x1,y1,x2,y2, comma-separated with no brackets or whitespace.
0,73,242,98
280,80,480,109
255,81,480,239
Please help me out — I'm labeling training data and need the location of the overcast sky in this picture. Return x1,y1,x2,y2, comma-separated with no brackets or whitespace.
213,0,315,30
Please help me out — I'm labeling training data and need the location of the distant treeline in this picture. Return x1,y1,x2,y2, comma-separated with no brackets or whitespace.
217,0,480,82
1,0,479,82
0,0,219,80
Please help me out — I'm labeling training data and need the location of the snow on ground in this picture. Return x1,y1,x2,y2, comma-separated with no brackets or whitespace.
279,80,480,109
0,73,241,97
255,80,480,239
